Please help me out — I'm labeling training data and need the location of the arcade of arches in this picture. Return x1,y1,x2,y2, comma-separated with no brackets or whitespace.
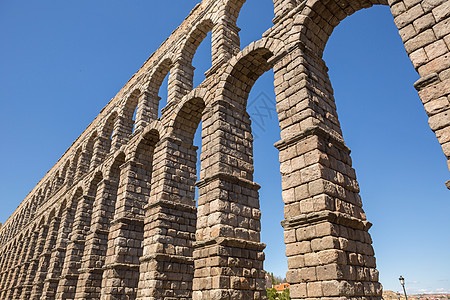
0,0,449,299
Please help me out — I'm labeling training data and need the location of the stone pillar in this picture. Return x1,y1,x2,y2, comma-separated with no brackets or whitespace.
212,20,241,65
137,137,197,299
22,224,49,300
0,264,11,297
75,178,120,299
5,227,10,245
53,174,65,193
273,45,381,300
5,223,13,244
43,188,52,207
0,247,7,272
273,0,296,23
23,205,32,229
168,61,195,105
55,195,95,299
0,244,13,273
135,91,159,132
75,150,92,180
212,0,248,66
91,135,112,169
37,192,46,209
0,252,5,273
0,248,9,296
7,223,16,242
30,216,60,300
13,229,39,299
0,241,20,298
193,100,266,300
41,199,78,300
101,160,148,299
66,159,78,188
112,115,133,151
5,239,26,297
2,229,8,246
15,212,26,239
6,234,30,298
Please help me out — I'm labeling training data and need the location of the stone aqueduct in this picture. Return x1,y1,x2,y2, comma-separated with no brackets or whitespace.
0,0,449,299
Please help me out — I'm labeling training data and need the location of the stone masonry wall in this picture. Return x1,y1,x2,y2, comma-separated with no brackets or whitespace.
0,0,448,299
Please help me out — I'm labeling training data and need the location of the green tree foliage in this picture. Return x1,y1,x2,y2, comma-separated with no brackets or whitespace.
267,288,278,300
266,288,290,300
280,288,290,300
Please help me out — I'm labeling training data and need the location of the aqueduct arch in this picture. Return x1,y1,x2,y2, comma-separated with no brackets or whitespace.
1,0,448,299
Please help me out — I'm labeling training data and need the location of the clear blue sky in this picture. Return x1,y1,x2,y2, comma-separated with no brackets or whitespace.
0,0,448,295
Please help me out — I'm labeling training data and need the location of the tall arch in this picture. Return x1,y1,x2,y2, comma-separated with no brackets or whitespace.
2,233,25,299
15,208,26,237
93,111,118,162
75,154,125,299
52,170,64,192
61,160,72,186
10,231,28,290
177,19,215,87
137,94,205,299
42,191,82,299
68,147,83,185
143,57,173,121
192,40,280,299
21,215,49,299
0,1,448,300
55,177,100,299
102,129,160,300
292,0,450,173
0,230,4,248
22,201,32,228
82,131,98,171
0,240,18,298
43,181,52,205
8,219,18,241
12,224,38,299
255,1,450,298
30,207,60,299
114,90,142,148
123,89,141,133
219,0,248,55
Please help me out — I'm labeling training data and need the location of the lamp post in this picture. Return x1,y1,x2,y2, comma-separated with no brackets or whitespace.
399,276,408,300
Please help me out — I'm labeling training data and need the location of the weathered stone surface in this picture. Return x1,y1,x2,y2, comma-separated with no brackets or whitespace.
0,0,449,299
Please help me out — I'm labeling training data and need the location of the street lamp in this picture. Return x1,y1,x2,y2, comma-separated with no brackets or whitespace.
399,276,408,300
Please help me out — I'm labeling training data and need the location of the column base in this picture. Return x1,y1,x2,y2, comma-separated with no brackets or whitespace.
193,237,267,300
